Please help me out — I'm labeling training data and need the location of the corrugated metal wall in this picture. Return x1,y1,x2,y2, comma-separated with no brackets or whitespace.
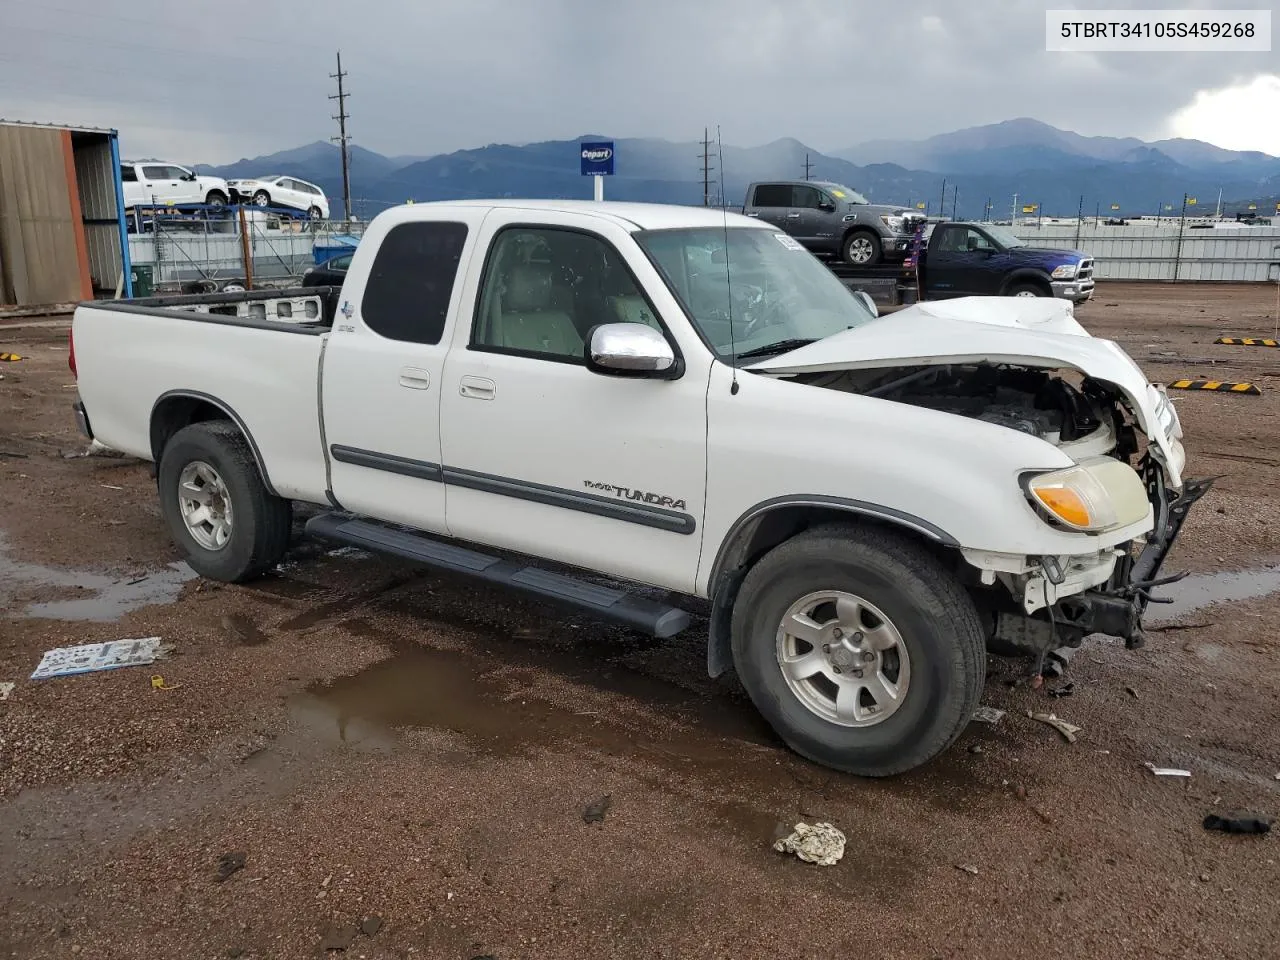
74,136,123,294
1010,224,1280,282
0,124,83,305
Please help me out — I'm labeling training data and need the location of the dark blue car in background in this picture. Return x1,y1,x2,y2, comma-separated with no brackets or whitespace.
919,222,1095,303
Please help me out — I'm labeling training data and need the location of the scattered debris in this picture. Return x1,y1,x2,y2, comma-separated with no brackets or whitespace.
0,449,27,459
1031,806,1055,825
0,352,23,361
1125,686,1139,700
1150,621,1216,633
319,925,358,952
968,744,984,755
215,852,246,883
772,822,846,866
99,484,124,491
1014,784,1028,800
1028,711,1082,743
1203,813,1273,835
1048,681,1075,699
1043,645,1077,679
582,795,612,825
150,675,181,691
30,638,163,680
1144,763,1192,778
1199,873,1211,883
972,706,1005,725
955,864,979,875
359,916,383,936
0,681,13,701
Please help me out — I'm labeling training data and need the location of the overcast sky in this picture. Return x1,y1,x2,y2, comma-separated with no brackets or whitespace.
1,0,1277,163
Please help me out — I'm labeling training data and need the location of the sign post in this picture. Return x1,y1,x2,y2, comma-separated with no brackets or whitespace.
580,141,614,201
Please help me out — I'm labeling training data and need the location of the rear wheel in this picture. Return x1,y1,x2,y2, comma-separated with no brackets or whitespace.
307,206,323,220
158,422,291,582
842,230,882,266
730,525,985,776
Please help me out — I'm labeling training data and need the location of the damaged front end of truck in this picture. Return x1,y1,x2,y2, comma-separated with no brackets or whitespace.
750,296,1211,664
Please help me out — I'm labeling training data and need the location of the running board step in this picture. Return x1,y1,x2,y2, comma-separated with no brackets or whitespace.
304,514,692,639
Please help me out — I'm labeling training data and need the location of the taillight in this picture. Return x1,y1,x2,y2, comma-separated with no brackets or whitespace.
68,329,77,378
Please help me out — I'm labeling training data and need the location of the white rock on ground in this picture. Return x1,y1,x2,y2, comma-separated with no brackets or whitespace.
772,822,846,866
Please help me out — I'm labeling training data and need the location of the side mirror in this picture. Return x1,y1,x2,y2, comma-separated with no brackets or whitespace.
586,323,678,378
853,290,879,317
818,199,835,211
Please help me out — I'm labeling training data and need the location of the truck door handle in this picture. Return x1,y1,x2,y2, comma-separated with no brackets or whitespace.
459,375,496,400
745,212,760,217
398,366,430,390
786,212,801,219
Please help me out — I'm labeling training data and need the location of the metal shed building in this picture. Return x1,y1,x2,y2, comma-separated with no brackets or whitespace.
0,119,132,307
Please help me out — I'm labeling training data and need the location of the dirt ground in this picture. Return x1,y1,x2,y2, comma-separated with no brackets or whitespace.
2,282,1279,960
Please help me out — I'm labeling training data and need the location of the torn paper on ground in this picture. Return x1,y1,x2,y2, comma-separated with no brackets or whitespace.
773,822,846,866
31,638,163,680
0,682,14,701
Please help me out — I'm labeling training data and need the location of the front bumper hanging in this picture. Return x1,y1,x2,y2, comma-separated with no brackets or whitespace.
1070,473,1214,648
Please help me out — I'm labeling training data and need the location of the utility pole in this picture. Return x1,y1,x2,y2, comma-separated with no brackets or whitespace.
940,179,948,218
951,186,958,221
698,128,716,207
803,153,814,181
1012,193,1018,224
329,51,352,227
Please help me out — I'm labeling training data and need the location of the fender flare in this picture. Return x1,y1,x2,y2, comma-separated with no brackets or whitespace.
703,495,959,678
999,268,1053,295
149,390,278,497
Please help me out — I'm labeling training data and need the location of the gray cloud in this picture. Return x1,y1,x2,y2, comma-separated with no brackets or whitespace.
0,0,1275,162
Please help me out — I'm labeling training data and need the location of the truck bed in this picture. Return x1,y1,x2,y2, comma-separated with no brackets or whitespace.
72,288,339,503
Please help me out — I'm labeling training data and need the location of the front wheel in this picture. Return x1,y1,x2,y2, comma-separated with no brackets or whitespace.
158,422,291,582
205,191,227,209
1008,282,1047,297
307,206,323,220
252,191,271,207
841,231,882,266
730,525,986,776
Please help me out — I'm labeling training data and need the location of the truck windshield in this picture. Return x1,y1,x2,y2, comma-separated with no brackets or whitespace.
635,227,879,363
824,183,870,205
984,225,1027,248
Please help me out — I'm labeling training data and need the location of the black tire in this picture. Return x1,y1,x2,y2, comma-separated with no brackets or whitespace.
252,191,271,207
158,422,291,583
307,206,323,220
730,524,985,777
841,230,882,266
205,191,227,209
1008,282,1047,297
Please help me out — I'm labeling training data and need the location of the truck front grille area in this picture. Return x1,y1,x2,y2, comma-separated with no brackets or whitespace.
1077,259,1095,282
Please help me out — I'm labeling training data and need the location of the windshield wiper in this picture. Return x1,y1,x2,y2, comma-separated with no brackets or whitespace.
736,338,818,361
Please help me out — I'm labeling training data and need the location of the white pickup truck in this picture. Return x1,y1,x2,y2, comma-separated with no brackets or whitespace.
69,200,1205,776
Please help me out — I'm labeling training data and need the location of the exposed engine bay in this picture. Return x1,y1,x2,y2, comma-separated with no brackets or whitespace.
795,362,1140,463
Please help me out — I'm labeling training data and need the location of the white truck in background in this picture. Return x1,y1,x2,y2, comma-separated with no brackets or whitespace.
120,161,230,209
68,200,1205,777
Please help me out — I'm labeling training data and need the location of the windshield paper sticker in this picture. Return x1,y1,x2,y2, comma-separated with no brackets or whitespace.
830,189,846,199
774,233,805,251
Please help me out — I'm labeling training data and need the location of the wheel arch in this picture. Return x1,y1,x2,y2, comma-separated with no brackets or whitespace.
149,390,278,496
704,497,961,678
999,269,1052,295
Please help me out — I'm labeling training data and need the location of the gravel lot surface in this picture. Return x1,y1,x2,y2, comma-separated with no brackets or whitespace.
2,282,1278,959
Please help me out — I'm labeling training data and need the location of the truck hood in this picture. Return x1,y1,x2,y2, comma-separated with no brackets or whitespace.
747,296,1184,485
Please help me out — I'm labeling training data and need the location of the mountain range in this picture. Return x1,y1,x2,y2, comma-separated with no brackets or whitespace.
196,118,1280,221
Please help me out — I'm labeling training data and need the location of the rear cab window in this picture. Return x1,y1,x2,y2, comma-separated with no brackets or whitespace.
360,221,469,344
751,184,792,207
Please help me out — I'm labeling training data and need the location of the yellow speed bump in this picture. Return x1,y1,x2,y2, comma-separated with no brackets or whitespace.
1169,379,1261,395
1215,337,1279,347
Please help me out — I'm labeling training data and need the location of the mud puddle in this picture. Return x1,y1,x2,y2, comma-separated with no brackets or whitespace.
1147,563,1280,623
289,642,784,776
0,533,196,621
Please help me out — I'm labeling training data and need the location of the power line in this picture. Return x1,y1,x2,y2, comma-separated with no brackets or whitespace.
329,51,352,227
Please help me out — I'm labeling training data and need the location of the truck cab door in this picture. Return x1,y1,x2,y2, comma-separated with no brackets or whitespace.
439,210,711,594
790,184,835,251
748,183,795,232
320,212,482,534
922,225,993,297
